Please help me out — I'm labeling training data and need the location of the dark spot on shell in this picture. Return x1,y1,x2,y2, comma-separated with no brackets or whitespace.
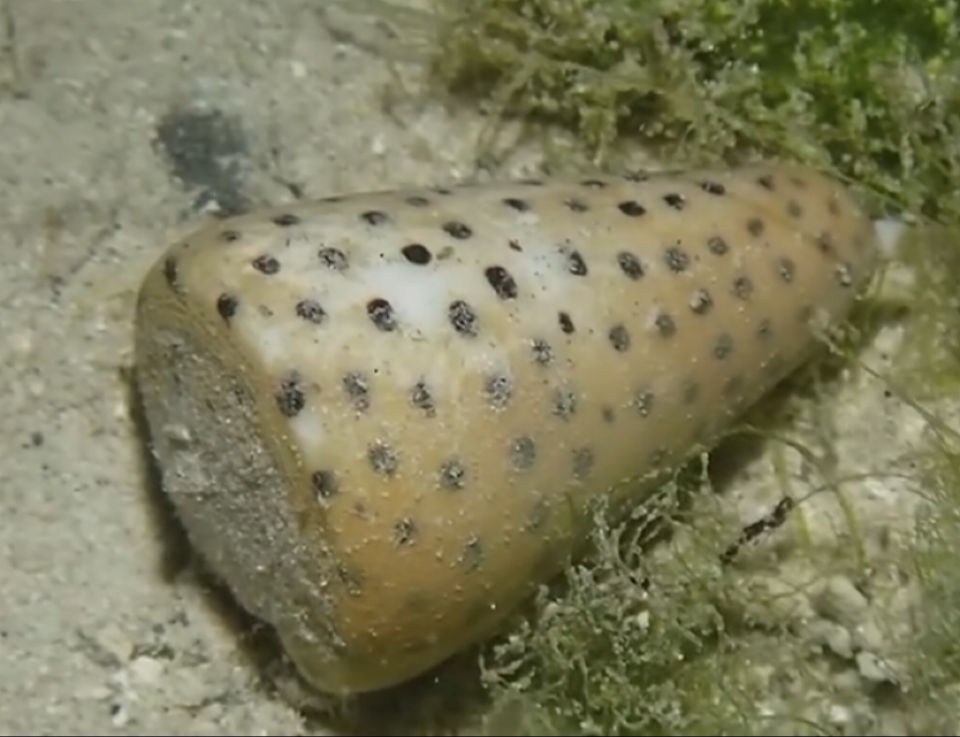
360,210,390,226
732,275,754,300
707,236,729,256
433,187,453,195
343,371,370,411
220,229,241,243
816,232,836,254
747,217,765,237
827,198,840,216
531,338,554,365
410,380,435,416
485,265,518,299
663,193,686,210
561,245,588,276
273,213,300,227
367,298,398,331
368,441,398,476
581,178,606,189
295,299,326,324
485,373,513,409
318,247,348,271
689,288,713,315
601,405,615,423
623,170,650,182
664,245,690,273
552,389,577,420
503,197,530,212
508,239,522,252
523,498,549,531
572,447,595,479
558,311,575,334
402,243,432,264
163,257,178,288
252,254,280,274
756,319,774,342
787,200,802,218
713,333,734,360
405,195,430,207
617,251,644,280
683,380,700,404
216,293,238,321
634,389,655,417
439,458,466,490
275,372,306,417
443,221,473,239
701,180,726,195
618,200,646,217
757,174,775,190
449,300,478,336
510,436,536,471
777,257,796,282
654,312,676,338
394,518,417,546
311,470,338,501
565,198,589,213
519,179,544,186
460,536,483,571
608,324,631,352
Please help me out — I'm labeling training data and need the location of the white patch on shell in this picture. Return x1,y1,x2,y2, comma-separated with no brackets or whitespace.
290,410,327,449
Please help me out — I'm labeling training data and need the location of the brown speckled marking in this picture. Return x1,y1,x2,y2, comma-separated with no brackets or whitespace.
134,162,881,696
162,256,179,289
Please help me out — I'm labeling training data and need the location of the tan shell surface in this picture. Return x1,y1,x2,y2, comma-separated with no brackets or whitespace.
134,162,879,694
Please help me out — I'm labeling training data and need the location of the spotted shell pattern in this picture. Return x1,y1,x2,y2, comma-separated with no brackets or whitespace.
134,162,880,695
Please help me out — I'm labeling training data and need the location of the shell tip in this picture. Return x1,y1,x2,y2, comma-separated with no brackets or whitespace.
872,217,907,259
